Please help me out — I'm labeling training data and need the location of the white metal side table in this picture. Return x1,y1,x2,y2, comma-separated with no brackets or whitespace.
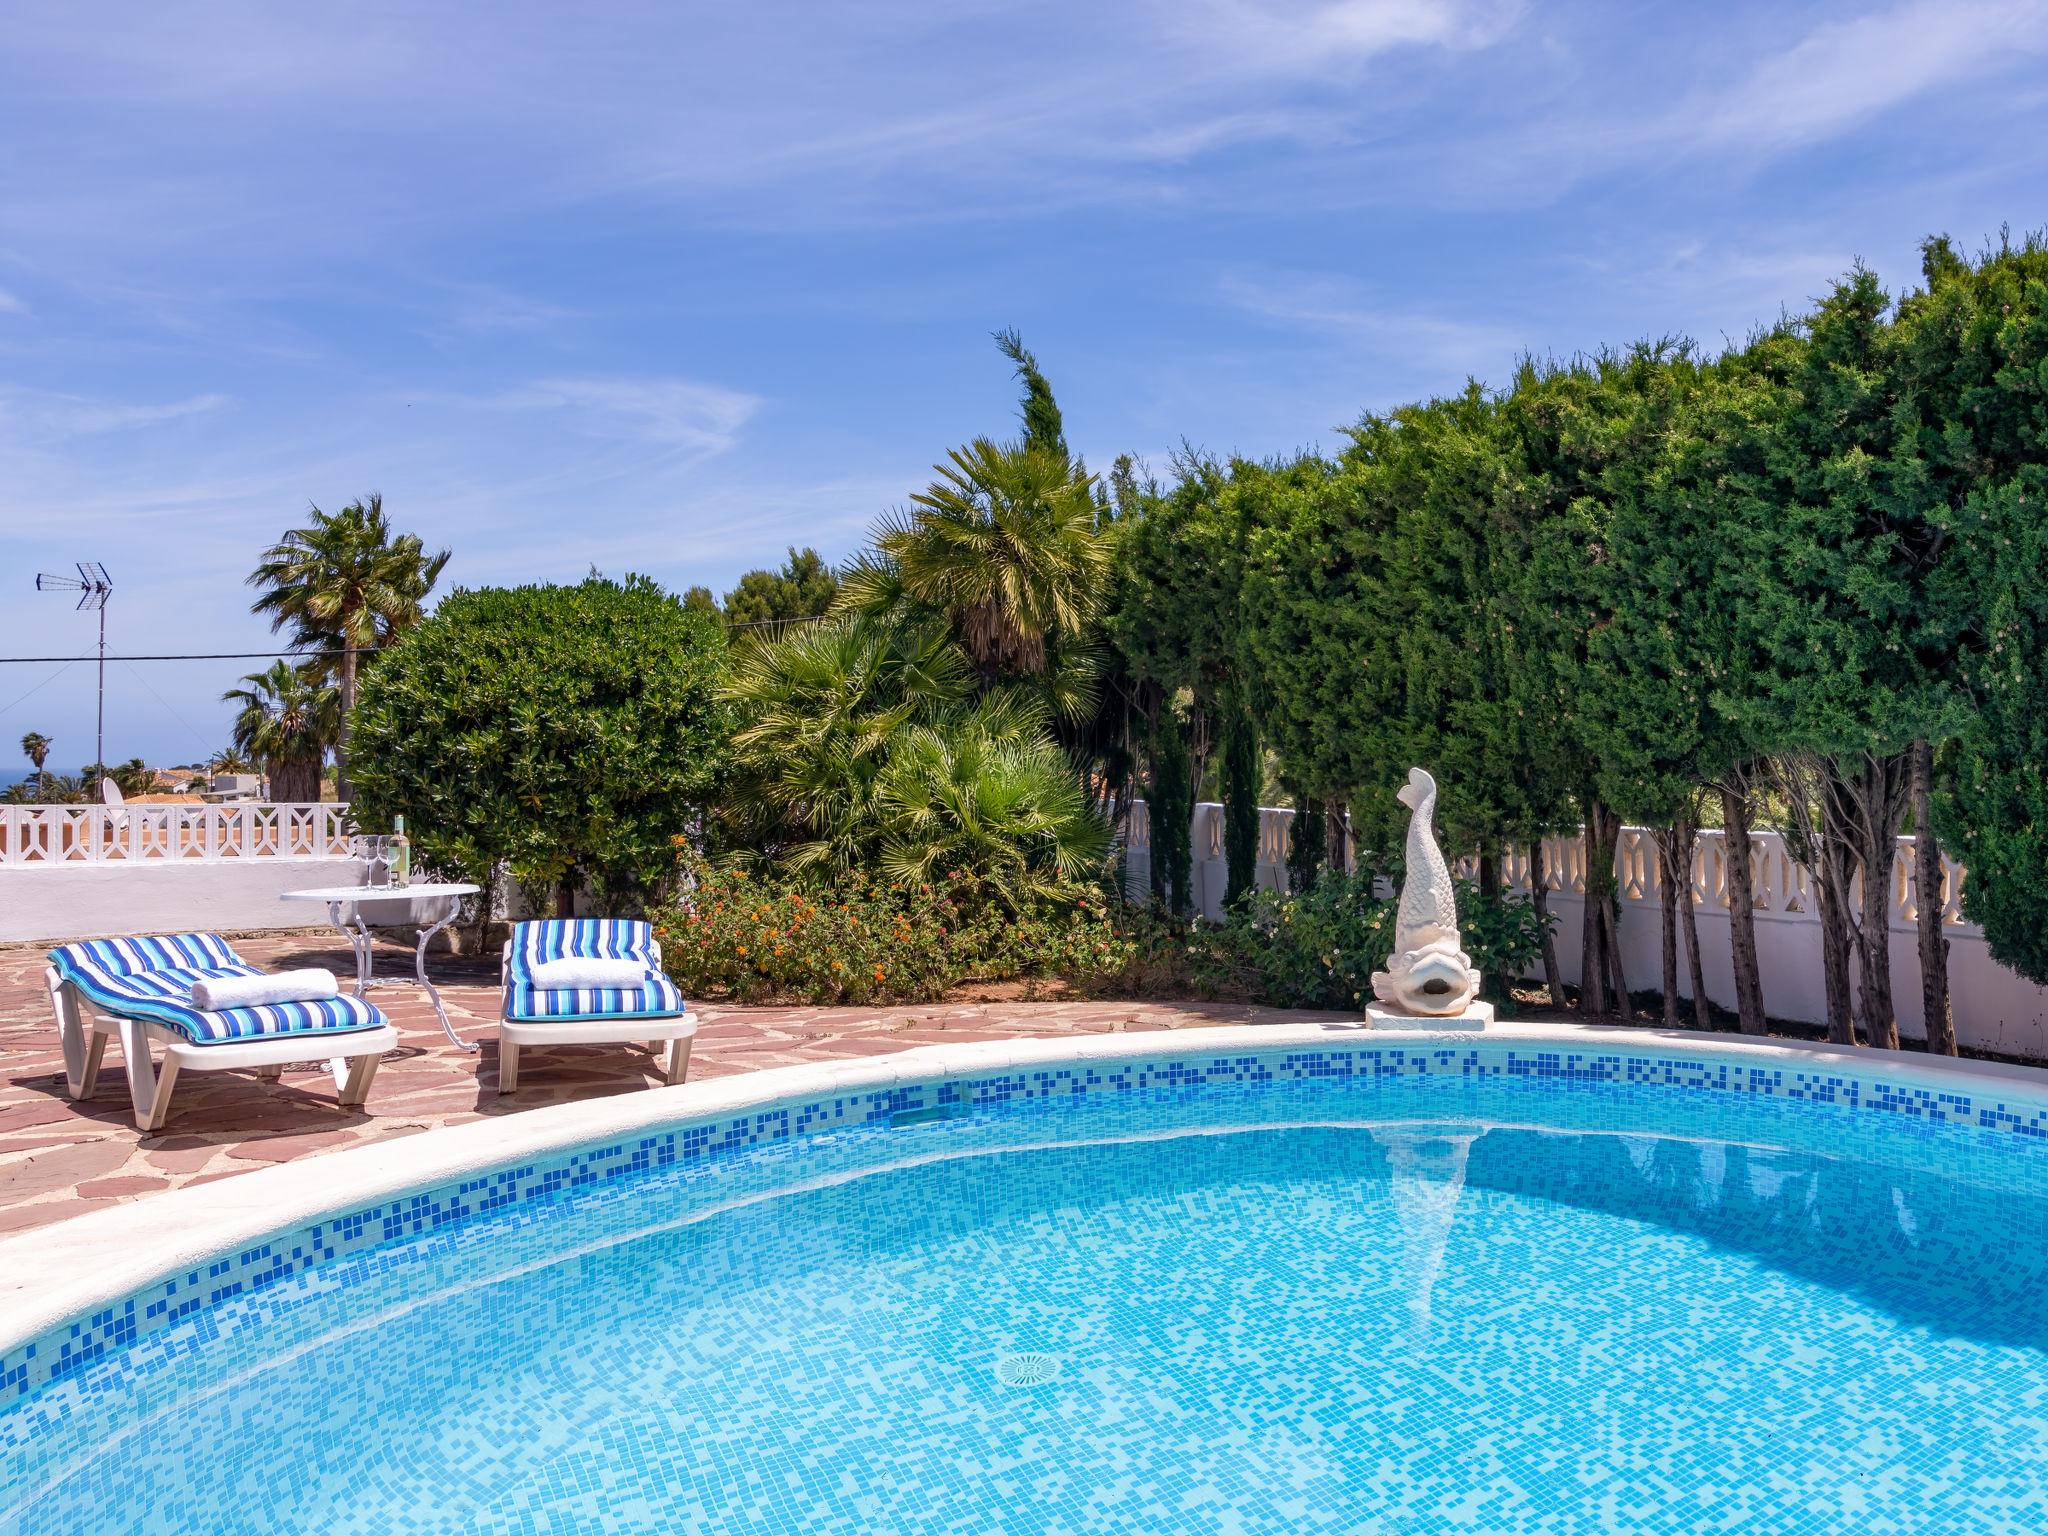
281,882,482,1051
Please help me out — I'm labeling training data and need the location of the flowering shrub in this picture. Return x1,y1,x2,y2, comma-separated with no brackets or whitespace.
653,865,1133,1004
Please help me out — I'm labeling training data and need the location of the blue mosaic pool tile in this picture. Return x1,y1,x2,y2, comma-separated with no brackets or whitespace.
6,1038,2048,1407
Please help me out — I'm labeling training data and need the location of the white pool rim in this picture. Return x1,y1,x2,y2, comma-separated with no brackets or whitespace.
5,1019,2048,1360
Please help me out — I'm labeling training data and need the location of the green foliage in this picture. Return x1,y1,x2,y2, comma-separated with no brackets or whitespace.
720,616,1109,908
995,328,1068,460
348,576,730,915
1144,870,1548,1011
1147,704,1194,915
655,865,1130,1005
721,547,840,629
1221,699,1260,905
1912,235,2048,982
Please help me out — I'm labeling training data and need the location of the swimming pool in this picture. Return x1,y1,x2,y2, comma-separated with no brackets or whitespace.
4,1026,2048,1534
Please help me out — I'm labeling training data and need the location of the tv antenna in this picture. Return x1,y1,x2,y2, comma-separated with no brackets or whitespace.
35,562,114,773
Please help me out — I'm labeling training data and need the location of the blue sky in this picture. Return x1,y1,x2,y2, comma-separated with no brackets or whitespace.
3,0,2045,768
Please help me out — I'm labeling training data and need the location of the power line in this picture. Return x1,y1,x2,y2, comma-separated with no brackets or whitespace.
0,648,379,664
0,614,830,661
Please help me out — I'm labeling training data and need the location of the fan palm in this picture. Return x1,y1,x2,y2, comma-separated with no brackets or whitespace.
721,616,971,871
19,731,50,796
247,493,449,799
876,705,1112,911
838,438,1113,682
223,661,340,803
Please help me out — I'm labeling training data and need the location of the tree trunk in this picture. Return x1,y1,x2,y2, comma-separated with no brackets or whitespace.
1675,814,1710,1031
1721,781,1768,1035
1818,774,1867,1056
1654,826,1681,1029
1605,894,1632,1021
554,878,576,920
1529,839,1567,1008
1842,751,1907,1051
1911,738,1956,1056
1579,797,1624,1018
1814,838,1859,1046
1578,860,1606,1018
267,755,321,804
335,642,357,803
1326,802,1349,877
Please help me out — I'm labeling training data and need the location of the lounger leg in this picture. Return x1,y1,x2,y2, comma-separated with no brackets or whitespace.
256,1062,285,1082
79,1030,108,1099
120,1020,180,1133
663,1036,693,1087
337,1051,381,1109
498,1040,520,1094
48,971,103,1100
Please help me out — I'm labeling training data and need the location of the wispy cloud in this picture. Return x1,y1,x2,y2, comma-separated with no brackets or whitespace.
0,288,23,315
1219,271,1518,376
1698,0,2048,151
1166,0,1525,75
0,388,227,439
494,377,763,456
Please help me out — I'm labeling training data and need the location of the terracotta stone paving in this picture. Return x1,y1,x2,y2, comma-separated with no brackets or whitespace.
0,932,1352,1238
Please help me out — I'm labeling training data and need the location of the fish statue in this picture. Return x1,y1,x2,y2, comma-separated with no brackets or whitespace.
1370,767,1483,1017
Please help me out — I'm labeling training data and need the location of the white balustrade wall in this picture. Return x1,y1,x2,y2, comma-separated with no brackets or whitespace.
1,804,355,865
0,804,372,944
1123,801,2048,1060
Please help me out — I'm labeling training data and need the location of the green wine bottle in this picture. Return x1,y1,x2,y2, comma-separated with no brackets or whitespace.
390,815,412,889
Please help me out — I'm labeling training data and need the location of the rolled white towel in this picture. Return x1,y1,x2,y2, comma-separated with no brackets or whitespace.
530,957,652,990
191,968,340,1011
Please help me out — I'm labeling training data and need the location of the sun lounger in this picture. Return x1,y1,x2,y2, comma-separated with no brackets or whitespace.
498,919,696,1092
45,933,398,1132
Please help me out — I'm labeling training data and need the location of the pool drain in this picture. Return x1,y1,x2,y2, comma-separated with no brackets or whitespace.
994,1352,1063,1387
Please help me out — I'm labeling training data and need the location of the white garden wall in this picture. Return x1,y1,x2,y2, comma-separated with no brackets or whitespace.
0,805,372,944
1124,801,2048,1060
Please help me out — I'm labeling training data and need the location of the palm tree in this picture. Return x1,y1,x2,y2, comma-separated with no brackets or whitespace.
877,702,1111,911
247,493,450,799
721,616,971,872
838,438,1113,681
207,746,257,777
223,661,340,803
19,732,50,797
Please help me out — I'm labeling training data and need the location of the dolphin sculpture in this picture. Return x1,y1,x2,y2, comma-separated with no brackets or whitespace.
1370,767,1484,1016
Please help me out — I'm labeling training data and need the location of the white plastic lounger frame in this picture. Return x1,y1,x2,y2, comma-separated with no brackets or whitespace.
497,938,696,1094
45,968,398,1133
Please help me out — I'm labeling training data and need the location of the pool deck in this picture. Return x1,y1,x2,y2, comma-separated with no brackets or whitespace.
0,932,1351,1239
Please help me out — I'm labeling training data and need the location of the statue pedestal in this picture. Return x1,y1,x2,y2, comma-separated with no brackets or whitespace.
1364,1000,1496,1032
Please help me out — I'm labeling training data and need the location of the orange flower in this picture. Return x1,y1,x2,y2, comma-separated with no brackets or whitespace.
873,965,885,980
736,944,748,956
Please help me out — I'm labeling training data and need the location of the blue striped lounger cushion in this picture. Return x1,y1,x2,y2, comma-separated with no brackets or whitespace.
503,918,687,1023
48,933,388,1044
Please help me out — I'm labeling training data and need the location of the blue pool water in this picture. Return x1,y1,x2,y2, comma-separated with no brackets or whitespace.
6,1065,2048,1534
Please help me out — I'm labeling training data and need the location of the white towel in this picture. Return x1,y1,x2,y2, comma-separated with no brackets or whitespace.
530,957,651,990
191,968,340,1011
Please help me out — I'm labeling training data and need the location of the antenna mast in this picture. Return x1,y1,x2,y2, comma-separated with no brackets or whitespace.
35,562,115,772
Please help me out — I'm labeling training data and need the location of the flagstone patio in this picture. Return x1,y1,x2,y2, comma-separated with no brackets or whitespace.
0,932,1351,1239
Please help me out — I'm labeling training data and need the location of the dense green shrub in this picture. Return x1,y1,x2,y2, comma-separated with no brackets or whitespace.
656,864,1132,1005
350,575,730,915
